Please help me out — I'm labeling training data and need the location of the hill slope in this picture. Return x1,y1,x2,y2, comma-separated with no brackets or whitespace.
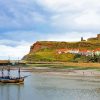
23,41,100,62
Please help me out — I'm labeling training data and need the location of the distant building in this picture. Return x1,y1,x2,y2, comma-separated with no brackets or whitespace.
97,34,100,40
56,49,69,54
81,37,86,41
81,37,83,41
56,48,100,56
87,34,100,41
94,48,100,56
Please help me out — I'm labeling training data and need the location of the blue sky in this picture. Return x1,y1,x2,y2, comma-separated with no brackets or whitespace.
0,0,100,59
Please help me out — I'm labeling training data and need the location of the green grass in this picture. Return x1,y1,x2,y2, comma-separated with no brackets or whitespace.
62,65,100,70
26,63,100,70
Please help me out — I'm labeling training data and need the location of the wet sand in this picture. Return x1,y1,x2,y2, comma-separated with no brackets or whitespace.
0,66,100,77
32,67,100,77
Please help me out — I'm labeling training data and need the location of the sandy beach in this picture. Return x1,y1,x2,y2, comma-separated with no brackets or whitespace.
1,65,100,77
32,67,100,77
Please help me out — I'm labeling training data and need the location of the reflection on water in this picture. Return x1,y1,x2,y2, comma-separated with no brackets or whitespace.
0,84,23,100
0,72,100,100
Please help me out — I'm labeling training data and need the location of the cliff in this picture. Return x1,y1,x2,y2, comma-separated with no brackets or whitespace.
30,41,100,52
23,41,100,62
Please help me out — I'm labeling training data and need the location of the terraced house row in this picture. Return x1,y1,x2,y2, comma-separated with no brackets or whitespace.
57,48,100,56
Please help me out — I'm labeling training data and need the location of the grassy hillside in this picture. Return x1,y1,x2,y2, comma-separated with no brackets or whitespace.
24,49,75,62
23,41,100,63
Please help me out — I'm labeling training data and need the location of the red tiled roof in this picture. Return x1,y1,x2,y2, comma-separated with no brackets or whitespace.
57,48,100,53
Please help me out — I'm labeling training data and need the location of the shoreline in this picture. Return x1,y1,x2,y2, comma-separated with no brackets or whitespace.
31,69,100,82
32,68,100,76
0,66,100,82
27,62,100,68
62,62,100,68
0,63,100,78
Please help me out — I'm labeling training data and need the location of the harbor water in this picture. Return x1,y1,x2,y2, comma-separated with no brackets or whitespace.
0,71,100,100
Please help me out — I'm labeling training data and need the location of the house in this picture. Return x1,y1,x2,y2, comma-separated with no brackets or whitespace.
78,49,88,55
57,48,100,56
56,49,69,54
68,49,79,54
94,48,100,56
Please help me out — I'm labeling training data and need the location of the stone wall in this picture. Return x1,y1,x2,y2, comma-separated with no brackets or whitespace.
97,34,100,40
87,34,100,41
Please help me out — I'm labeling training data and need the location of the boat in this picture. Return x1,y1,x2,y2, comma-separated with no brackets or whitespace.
0,65,26,84
0,77,24,83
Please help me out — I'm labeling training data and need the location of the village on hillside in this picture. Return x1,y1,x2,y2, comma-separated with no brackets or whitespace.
24,34,100,63
56,48,100,56
57,34,100,56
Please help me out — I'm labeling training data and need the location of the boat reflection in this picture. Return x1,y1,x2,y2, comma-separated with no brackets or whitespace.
0,84,24,100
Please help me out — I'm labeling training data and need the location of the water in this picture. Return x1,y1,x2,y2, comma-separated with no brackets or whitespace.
0,71,100,100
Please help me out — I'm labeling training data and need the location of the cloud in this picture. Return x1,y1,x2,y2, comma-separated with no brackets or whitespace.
75,10,100,27
35,0,100,32
36,0,100,12
1,0,100,32
0,31,97,60
3,30,98,42
45,32,97,42
0,0,100,59
0,31,48,42
0,40,31,60
0,0,46,31
36,0,84,12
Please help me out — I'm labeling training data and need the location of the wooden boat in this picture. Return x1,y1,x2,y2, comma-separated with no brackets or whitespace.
0,65,27,84
0,77,24,83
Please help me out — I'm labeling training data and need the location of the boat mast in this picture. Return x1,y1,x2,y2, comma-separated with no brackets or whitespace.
1,66,4,78
18,58,20,79
18,67,20,79
7,66,10,78
7,57,10,78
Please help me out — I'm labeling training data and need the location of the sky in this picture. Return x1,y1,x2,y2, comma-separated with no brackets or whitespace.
0,0,100,60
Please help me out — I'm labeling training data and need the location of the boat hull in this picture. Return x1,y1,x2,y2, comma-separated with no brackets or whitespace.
0,78,24,83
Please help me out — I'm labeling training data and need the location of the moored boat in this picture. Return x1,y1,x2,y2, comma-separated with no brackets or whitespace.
0,65,27,84
0,77,24,83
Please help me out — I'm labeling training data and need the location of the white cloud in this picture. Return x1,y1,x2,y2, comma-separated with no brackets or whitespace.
0,0,46,29
46,32,97,42
1,0,100,31
0,40,31,60
36,0,100,12
75,10,100,26
36,0,84,12
36,0,100,31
